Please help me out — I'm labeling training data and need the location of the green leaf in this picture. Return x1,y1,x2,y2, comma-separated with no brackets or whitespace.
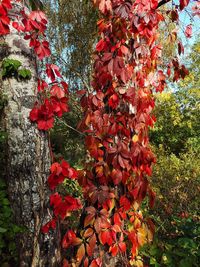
2,59,21,70
2,198,10,205
0,227,7,233
2,58,22,78
149,245,161,256
162,253,172,264
0,179,6,188
178,238,197,249
179,257,194,267
18,69,32,80
150,257,160,266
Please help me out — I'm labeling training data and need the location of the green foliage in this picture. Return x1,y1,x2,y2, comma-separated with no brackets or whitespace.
1,58,32,80
151,146,200,216
150,89,200,155
50,95,85,167
151,39,200,155
140,146,200,266
0,179,22,264
2,58,21,78
141,216,200,267
18,69,32,80
145,38,200,267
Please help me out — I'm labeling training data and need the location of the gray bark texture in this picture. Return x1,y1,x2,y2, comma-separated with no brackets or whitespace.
0,4,61,267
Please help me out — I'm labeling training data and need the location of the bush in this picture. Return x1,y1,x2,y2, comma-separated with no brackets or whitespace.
140,145,200,266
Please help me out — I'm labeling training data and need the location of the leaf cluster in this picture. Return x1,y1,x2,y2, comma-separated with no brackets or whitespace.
1,58,32,80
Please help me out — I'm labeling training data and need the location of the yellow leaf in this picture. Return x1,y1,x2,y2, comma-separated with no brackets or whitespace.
137,227,147,246
132,135,139,143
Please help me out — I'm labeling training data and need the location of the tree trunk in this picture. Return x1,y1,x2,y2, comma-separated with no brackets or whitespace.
0,4,61,267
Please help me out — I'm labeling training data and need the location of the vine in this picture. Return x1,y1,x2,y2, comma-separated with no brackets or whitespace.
61,0,198,266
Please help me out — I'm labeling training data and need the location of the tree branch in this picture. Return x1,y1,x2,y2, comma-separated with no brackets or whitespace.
157,0,172,8
58,118,86,136
59,57,92,93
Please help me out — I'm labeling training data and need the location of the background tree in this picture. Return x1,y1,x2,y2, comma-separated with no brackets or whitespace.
44,0,98,90
43,0,98,166
141,38,200,267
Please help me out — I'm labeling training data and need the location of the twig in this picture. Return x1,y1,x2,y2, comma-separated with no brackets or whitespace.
157,0,171,8
59,57,92,93
58,118,86,136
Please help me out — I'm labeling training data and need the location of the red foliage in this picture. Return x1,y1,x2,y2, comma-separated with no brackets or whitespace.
0,0,12,34
63,0,193,266
1,1,195,266
48,160,77,190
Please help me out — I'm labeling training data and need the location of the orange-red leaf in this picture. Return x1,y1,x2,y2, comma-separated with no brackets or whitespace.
76,244,85,263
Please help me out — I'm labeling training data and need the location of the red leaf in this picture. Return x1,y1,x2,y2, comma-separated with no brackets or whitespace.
50,192,62,207
46,64,62,82
0,15,10,35
34,40,51,60
29,106,39,122
99,230,113,246
12,21,25,32
63,259,69,267
111,169,122,185
88,234,96,254
110,244,118,256
50,162,62,175
120,45,129,55
120,196,131,211
37,79,48,92
119,241,126,252
84,214,95,227
180,0,189,11
76,244,85,263
108,94,119,109
114,213,122,226
148,187,156,208
41,218,56,234
1,0,12,10
96,39,107,52
83,228,94,238
178,41,184,55
185,24,192,38
37,117,54,130
29,10,47,24
84,257,89,267
90,258,102,267
50,84,65,98
62,230,77,249
95,0,112,14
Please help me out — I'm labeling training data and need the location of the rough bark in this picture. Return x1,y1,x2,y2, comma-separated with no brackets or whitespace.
0,5,61,267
